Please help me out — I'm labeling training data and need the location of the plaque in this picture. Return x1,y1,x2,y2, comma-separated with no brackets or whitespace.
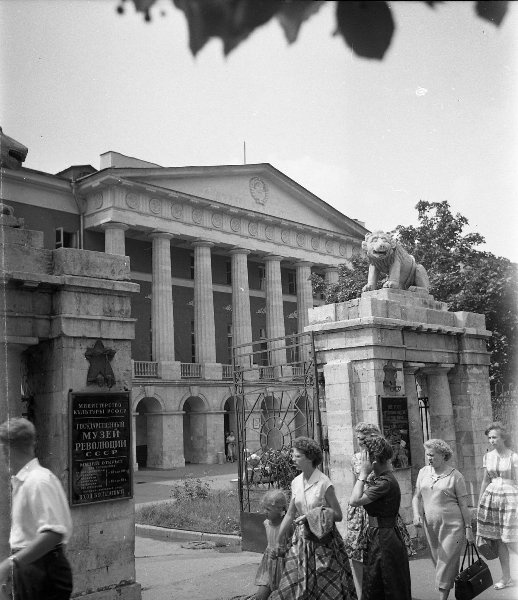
69,391,132,505
379,396,411,469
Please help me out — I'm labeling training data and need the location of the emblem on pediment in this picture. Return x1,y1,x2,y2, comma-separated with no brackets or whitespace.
149,198,161,214
126,193,139,210
212,213,223,228
265,226,274,240
249,177,268,205
281,229,290,244
311,237,320,250
92,192,103,210
230,218,241,232
171,203,183,219
296,233,305,247
325,240,334,254
192,208,203,224
339,244,347,257
248,222,258,237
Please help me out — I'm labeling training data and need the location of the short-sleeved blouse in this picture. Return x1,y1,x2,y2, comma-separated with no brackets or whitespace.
483,450,517,483
291,469,332,515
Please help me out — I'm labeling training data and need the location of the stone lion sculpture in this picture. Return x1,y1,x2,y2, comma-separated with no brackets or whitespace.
362,231,430,292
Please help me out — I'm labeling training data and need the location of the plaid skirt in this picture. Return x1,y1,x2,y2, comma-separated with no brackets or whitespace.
269,523,357,600
477,479,518,543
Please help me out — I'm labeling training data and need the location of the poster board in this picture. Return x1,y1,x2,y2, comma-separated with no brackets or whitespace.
379,396,411,469
69,391,132,505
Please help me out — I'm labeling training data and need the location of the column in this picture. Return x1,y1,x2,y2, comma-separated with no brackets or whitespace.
295,261,313,364
151,232,175,362
403,363,426,488
264,255,286,366
193,240,217,364
229,248,252,367
324,266,339,285
422,364,457,464
103,222,128,255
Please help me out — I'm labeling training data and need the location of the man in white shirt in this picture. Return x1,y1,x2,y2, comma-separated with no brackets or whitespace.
0,417,73,599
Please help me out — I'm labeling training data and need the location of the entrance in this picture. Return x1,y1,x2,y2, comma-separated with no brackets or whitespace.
232,332,325,551
135,396,162,469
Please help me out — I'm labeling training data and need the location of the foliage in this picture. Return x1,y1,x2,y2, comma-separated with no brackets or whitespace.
116,0,509,60
136,489,240,534
170,476,210,500
312,201,518,386
246,445,297,490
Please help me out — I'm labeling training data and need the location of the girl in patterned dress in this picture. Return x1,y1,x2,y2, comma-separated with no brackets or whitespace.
268,437,357,600
477,422,518,590
253,490,291,600
344,422,415,598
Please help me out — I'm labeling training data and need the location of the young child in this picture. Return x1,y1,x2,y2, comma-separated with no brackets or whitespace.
253,490,291,600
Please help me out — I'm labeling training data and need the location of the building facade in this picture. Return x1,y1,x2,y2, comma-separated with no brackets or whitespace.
2,135,368,468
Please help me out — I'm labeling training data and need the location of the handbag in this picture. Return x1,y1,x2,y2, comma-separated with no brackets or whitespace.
455,542,493,600
476,534,499,561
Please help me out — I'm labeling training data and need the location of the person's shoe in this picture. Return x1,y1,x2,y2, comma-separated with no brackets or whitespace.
494,579,514,590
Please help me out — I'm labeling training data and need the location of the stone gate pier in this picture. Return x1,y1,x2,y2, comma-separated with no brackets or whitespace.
307,288,492,537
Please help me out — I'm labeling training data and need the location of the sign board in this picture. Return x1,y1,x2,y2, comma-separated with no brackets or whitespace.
69,391,132,505
379,396,411,469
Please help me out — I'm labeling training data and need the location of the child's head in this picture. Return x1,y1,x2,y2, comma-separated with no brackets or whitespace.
261,489,287,522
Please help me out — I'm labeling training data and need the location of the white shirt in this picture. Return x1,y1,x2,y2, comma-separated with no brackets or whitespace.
291,469,332,515
10,458,73,550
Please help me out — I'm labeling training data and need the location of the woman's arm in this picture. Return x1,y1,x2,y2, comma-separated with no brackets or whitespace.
458,495,475,543
324,485,342,522
349,477,372,507
412,489,423,527
277,497,297,543
477,469,490,506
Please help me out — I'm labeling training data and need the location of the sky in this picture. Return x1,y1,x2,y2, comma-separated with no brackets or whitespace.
1,0,517,261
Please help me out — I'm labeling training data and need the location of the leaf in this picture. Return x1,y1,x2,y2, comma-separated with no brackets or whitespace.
475,1,508,26
335,1,395,60
276,0,325,44
173,0,280,56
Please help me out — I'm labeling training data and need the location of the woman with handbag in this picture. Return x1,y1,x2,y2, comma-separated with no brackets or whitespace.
476,421,518,590
412,439,475,600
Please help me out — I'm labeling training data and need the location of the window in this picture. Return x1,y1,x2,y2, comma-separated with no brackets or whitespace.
190,255,195,280
191,321,196,362
287,271,296,295
258,266,265,291
259,327,268,366
226,261,232,285
55,227,78,249
227,323,233,362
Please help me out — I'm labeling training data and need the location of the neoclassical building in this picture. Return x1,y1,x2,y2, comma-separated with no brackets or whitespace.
2,132,368,467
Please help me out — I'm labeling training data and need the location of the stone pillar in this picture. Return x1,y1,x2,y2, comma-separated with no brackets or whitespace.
403,363,426,488
230,248,252,367
151,232,175,363
161,412,186,468
132,413,138,471
295,261,313,332
193,241,217,365
103,222,129,256
264,255,285,366
422,364,457,464
324,266,339,285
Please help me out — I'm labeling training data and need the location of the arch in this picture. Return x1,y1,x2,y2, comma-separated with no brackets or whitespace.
182,395,208,464
178,391,209,412
132,388,166,413
135,396,163,469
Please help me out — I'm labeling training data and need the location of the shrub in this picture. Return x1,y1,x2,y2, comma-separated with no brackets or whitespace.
170,476,210,500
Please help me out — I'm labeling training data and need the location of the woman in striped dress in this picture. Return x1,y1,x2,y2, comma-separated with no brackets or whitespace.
477,422,518,590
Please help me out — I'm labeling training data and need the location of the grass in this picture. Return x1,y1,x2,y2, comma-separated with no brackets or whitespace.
135,489,241,535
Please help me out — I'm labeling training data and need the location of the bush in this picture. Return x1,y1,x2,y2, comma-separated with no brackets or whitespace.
136,489,240,535
170,476,210,500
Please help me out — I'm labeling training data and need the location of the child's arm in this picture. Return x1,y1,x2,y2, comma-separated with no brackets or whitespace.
276,497,297,550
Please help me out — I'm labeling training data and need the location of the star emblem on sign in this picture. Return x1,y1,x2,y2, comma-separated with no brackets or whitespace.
85,339,116,388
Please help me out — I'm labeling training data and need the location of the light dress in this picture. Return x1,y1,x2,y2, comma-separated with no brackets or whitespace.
477,449,518,543
254,519,286,591
269,469,356,600
416,465,468,591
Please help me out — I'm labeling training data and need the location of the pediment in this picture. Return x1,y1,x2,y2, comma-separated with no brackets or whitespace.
119,164,366,240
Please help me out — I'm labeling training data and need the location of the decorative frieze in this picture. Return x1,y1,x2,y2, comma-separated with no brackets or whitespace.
125,192,139,210
149,198,161,214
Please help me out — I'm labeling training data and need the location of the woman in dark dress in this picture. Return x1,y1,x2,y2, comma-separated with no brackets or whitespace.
349,435,412,600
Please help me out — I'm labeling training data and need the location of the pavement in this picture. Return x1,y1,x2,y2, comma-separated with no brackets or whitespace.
134,463,518,600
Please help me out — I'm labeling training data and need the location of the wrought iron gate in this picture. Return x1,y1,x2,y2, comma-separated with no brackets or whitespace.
231,331,326,550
